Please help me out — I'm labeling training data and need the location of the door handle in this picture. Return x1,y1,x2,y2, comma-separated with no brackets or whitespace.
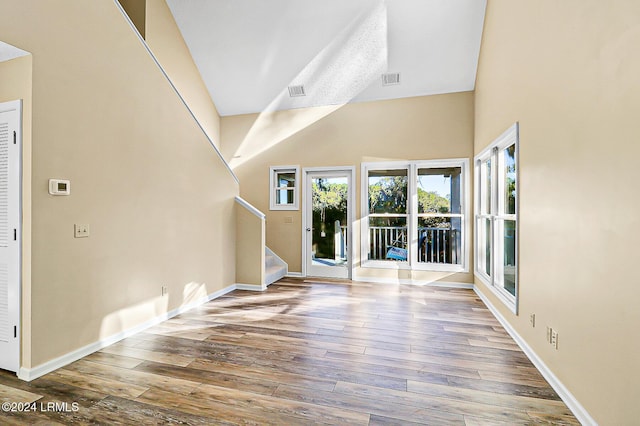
306,228,311,232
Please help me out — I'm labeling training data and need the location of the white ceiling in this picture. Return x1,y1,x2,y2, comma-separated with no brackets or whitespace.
0,41,29,63
166,0,487,116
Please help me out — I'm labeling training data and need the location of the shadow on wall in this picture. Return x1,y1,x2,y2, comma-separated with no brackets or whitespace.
229,1,388,169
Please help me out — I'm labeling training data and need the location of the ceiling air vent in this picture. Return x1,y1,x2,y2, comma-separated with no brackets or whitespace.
382,72,400,86
288,85,306,97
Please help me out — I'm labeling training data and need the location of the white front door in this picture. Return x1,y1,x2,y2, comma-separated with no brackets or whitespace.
304,168,353,279
0,100,21,373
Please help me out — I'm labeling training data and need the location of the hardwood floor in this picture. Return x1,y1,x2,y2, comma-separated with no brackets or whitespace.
0,278,579,425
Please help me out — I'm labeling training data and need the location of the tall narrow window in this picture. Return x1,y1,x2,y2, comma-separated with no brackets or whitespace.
366,168,408,262
474,123,519,312
476,158,492,279
270,166,300,210
417,166,463,266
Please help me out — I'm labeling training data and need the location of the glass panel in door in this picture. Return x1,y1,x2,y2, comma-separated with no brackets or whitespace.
308,174,349,278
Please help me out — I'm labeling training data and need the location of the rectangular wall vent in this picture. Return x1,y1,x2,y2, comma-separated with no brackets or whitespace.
382,73,400,86
288,85,306,97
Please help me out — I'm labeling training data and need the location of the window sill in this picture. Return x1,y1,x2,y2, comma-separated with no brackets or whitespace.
362,260,410,270
269,204,298,211
362,261,466,273
474,271,518,314
413,263,467,273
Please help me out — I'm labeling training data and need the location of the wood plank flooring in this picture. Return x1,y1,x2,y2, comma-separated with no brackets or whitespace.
0,278,579,425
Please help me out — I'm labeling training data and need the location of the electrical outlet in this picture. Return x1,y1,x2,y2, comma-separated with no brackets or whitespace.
161,286,168,296
74,224,90,238
530,313,536,327
551,329,559,349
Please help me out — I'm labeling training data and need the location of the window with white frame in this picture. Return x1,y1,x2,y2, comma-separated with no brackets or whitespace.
366,168,409,262
474,123,519,312
269,166,300,210
416,166,464,267
362,159,469,272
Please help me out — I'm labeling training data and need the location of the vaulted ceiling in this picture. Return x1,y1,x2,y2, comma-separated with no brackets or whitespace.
166,0,487,116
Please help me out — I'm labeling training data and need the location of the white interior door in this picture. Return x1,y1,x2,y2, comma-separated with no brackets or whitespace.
304,168,353,279
0,100,21,373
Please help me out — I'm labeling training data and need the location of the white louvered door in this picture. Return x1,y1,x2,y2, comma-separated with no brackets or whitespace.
0,100,21,373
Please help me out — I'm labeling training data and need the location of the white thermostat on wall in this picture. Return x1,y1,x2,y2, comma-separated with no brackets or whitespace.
49,179,71,195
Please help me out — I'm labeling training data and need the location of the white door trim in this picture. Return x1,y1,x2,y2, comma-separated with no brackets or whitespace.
302,166,355,279
0,99,22,373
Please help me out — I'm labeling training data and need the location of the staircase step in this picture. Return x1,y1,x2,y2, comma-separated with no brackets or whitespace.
266,264,285,275
265,247,287,286
265,265,286,285
266,254,278,268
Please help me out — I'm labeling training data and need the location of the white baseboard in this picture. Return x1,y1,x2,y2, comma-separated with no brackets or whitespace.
17,284,237,382
352,275,474,289
474,286,597,426
235,283,266,291
285,272,303,278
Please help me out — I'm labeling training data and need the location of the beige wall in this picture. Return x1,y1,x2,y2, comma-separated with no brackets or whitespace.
145,0,221,147
0,55,33,367
222,93,474,283
475,1,640,424
1,0,238,368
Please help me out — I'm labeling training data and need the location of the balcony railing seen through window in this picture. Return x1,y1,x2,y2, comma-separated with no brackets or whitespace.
368,226,461,264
